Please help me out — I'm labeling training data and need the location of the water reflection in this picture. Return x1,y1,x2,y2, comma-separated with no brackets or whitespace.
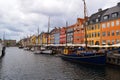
0,47,119,80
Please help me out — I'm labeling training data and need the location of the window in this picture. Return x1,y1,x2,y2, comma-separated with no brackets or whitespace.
102,40,106,44
116,20,120,26
98,32,100,37
112,31,114,36
111,12,118,18
107,22,110,27
96,19,99,22
107,32,110,36
116,40,120,44
98,24,100,29
102,32,106,36
92,33,96,37
116,30,120,36
111,21,114,27
107,40,111,45
98,15,101,17
95,25,97,30
103,15,109,20
112,40,115,44
102,24,106,28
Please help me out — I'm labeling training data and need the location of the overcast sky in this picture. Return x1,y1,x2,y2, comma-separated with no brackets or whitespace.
0,0,119,41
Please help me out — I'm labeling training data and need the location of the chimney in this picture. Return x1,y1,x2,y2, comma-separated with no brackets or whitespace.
98,8,102,12
117,2,120,7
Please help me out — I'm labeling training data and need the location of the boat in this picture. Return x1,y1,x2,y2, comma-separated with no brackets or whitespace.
40,17,53,55
40,46,53,54
34,46,42,54
61,47,106,65
61,0,106,65
34,50,42,54
41,49,53,54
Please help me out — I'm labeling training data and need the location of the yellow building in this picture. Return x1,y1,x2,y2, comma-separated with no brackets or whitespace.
30,35,36,45
42,33,48,45
86,9,107,45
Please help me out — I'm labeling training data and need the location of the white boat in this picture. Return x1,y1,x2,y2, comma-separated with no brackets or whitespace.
41,49,53,54
34,50,42,54
39,46,53,54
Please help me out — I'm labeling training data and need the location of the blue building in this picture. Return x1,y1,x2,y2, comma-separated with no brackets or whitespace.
54,28,60,44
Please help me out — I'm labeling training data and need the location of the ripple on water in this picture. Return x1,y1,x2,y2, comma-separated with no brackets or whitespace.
0,47,120,80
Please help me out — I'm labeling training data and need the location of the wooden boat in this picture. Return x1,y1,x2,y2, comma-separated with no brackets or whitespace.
61,47,106,65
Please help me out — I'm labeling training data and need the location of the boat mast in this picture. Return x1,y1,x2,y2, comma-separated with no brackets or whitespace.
37,26,39,45
82,0,88,48
66,21,68,47
47,16,50,46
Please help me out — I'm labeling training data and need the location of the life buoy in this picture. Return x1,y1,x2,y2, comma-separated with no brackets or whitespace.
64,49,68,54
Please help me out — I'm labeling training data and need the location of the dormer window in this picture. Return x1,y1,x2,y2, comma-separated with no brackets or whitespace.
96,19,99,22
103,15,109,20
111,12,118,18
98,15,101,17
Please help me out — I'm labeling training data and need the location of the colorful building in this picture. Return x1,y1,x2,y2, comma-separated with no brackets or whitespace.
74,18,85,44
86,9,108,45
66,24,74,44
101,2,120,45
42,32,48,45
60,27,66,44
30,35,36,45
54,28,60,44
50,28,56,44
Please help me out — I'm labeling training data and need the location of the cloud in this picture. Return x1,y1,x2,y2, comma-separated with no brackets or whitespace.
0,0,119,41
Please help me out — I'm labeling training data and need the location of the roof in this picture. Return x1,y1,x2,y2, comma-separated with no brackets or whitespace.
101,3,120,22
88,9,108,25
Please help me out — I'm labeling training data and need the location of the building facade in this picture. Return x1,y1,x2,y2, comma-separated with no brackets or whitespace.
74,18,85,44
4,40,16,47
66,25,74,44
60,27,66,44
54,28,60,44
100,3,120,45
86,9,107,45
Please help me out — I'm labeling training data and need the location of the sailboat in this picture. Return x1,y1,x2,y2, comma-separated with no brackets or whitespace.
60,0,106,65
40,16,53,54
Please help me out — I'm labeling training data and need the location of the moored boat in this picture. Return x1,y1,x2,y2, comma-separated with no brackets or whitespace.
61,47,106,65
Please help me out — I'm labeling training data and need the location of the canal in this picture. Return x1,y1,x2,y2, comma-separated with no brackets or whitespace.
0,47,120,80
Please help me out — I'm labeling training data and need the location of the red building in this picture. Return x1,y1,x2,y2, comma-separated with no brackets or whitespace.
73,18,85,44
60,27,66,44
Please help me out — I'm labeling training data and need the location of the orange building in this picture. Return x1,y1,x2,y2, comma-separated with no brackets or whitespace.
60,27,66,44
74,18,85,44
100,3,120,45
86,9,107,45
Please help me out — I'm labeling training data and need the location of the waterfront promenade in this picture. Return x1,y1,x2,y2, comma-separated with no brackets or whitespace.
0,47,120,80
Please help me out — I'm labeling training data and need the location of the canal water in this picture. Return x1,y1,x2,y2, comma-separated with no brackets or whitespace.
0,47,120,80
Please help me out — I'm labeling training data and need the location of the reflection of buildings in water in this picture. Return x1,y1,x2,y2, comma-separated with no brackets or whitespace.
105,66,120,80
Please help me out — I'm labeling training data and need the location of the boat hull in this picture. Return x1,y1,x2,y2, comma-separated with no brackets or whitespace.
61,54,106,65
41,50,53,54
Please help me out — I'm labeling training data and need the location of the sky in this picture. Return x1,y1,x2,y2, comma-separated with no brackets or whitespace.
0,0,119,41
